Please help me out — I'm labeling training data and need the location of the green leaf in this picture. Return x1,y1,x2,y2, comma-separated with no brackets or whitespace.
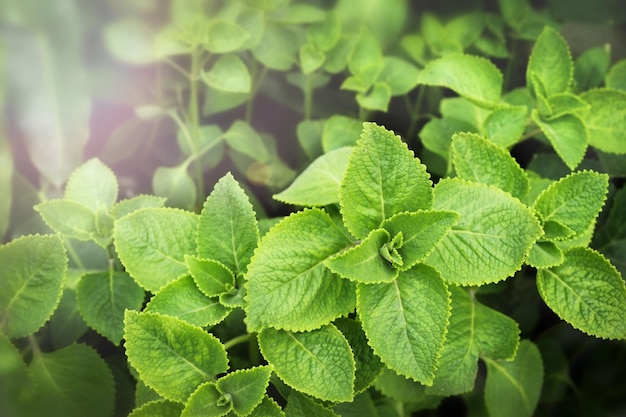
427,285,520,396
111,195,166,219
484,340,543,417
35,200,98,241
152,164,197,210
285,391,338,417
380,210,460,271
401,34,427,66
593,186,626,276
48,289,88,348
251,23,298,71
532,110,588,170
273,147,352,207
224,121,269,163
216,366,272,416
322,115,362,152
325,229,398,283
526,27,573,97
299,44,325,74
373,368,440,408
0,136,12,240
245,209,355,332
334,318,384,394
307,12,340,51
197,173,259,274
355,82,391,112
124,311,229,402
357,264,450,385
579,88,626,154
64,158,118,211
340,123,432,239
0,234,67,338
498,0,531,29
248,396,285,417
258,325,355,402
145,276,230,327
206,20,250,53
348,31,383,76
104,19,157,64
25,344,114,417
533,170,608,238
537,247,626,339
482,105,528,148
77,271,144,345
426,179,542,286
545,93,590,119
203,54,251,93
527,240,564,269
418,54,503,107
129,400,184,417
419,117,478,161
377,57,420,96
181,383,231,417
606,59,626,91
452,132,529,199
114,207,198,292
186,255,235,297
296,119,324,159
574,46,610,91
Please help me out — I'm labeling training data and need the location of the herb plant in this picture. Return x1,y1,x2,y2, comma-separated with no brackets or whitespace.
2,0,626,416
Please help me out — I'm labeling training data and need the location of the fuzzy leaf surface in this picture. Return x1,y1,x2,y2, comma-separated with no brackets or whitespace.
145,276,230,327
357,264,450,385
532,111,587,170
579,89,626,154
64,158,118,211
428,285,520,396
452,132,529,199
285,391,338,417
245,209,354,332
115,208,197,292
181,383,231,417
483,105,528,148
484,340,543,417
533,171,608,238
527,241,564,269
418,54,502,106
340,123,432,239
427,179,542,286
537,247,626,339
274,147,352,206
111,195,166,219
186,256,235,297
258,325,355,402
248,396,285,417
124,311,229,402
216,366,272,416
129,400,184,417
526,27,572,97
35,200,98,242
197,173,259,274
0,235,66,338
77,271,144,344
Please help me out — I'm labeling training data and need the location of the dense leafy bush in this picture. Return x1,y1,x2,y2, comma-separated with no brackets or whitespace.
2,0,626,416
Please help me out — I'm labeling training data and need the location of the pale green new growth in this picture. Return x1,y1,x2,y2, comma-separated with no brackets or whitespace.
64,158,118,212
111,195,166,219
531,110,588,170
580,89,626,154
258,325,355,402
216,366,272,416
182,383,231,417
483,105,528,148
203,54,252,93
527,241,564,269
526,27,573,97
185,255,235,297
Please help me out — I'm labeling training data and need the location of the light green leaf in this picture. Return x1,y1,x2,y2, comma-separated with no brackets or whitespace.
545,93,590,119
484,340,543,417
482,105,529,148
322,115,361,152
527,240,564,269
325,228,398,283
206,20,250,53
105,19,157,64
152,164,197,210
216,366,272,416
203,54,251,93
258,325,355,402
498,0,531,29
532,110,588,170
357,264,450,385
273,147,352,206
251,23,298,71
574,46,610,91
452,132,529,199
307,12,340,51
181,383,231,417
606,59,626,91
542,219,576,241
129,400,184,417
249,396,285,417
111,195,166,219
35,200,98,241
296,119,324,159
64,158,118,211
145,276,230,327
426,179,543,286
25,344,114,417
537,247,626,339
401,34,427,66
0,234,67,338
348,31,383,76
224,121,269,163
579,88,626,154
245,209,355,332
114,208,198,292
237,9,266,50
186,255,235,297
445,12,485,49
77,271,144,345
335,318,384,394
533,170,608,238
377,57,420,96
124,311,229,402
419,117,478,161
380,210,459,271
300,44,325,74
285,391,338,417
197,173,259,274
418,54,503,107
340,123,433,240
355,82,391,112
441,96,490,127
427,285,520,396
526,26,573,97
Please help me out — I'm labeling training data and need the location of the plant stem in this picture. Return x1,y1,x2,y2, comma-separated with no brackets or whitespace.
406,86,426,140
223,333,252,350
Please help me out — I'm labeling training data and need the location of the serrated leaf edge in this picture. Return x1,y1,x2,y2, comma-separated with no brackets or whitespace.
216,365,273,416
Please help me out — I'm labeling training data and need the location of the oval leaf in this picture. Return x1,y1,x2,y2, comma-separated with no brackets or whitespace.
579,88,626,154
203,54,251,93
64,158,118,211
216,366,272,416
526,26,573,97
